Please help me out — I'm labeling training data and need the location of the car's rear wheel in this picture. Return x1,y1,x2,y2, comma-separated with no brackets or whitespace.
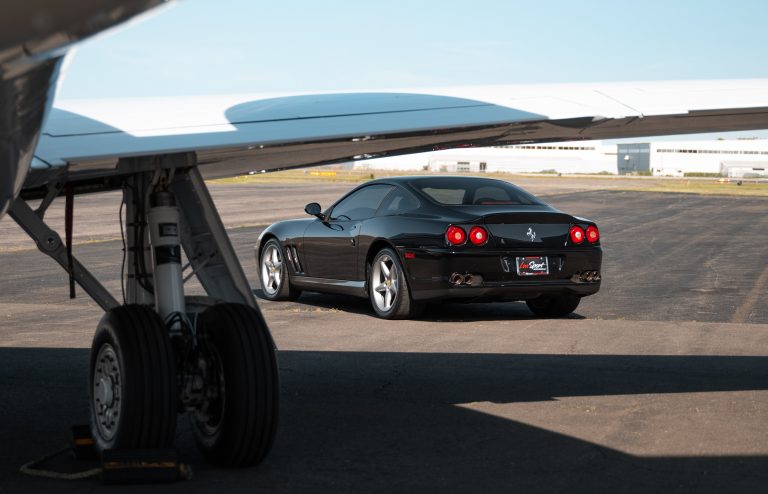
526,294,580,317
259,238,301,301
369,248,421,319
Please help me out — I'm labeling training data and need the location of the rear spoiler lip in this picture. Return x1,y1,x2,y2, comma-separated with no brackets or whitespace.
482,212,576,225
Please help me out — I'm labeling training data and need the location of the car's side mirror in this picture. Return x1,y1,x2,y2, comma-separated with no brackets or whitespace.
304,202,325,220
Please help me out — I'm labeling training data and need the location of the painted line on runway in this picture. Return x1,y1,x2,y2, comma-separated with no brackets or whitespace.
732,262,768,323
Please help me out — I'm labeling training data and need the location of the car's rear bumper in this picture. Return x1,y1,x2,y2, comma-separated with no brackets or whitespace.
408,281,600,301
400,246,602,302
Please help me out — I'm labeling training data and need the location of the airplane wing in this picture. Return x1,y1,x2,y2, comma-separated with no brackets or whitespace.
0,0,167,218
26,79,768,192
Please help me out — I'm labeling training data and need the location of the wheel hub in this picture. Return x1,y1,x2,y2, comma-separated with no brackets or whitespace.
261,245,283,295
372,255,398,312
92,344,121,440
98,376,114,406
191,346,226,437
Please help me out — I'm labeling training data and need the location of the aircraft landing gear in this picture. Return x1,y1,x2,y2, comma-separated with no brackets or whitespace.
10,157,280,469
89,305,177,452
190,303,278,466
88,300,278,467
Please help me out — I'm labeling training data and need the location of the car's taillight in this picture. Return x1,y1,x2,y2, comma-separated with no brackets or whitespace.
446,226,466,245
469,226,488,245
586,225,600,244
569,225,585,244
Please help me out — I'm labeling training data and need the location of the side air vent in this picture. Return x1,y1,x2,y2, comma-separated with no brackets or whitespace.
291,246,303,273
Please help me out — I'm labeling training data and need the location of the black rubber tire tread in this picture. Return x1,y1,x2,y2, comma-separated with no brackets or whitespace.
193,303,279,467
526,294,581,317
89,305,177,453
259,238,301,301
369,248,423,320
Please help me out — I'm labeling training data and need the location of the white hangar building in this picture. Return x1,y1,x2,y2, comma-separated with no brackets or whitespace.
354,138,768,177
354,141,618,174
618,140,768,177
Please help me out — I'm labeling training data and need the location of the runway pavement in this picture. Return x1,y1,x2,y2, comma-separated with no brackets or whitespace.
0,181,767,492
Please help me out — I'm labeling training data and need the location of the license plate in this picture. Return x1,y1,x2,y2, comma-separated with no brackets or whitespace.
516,256,549,276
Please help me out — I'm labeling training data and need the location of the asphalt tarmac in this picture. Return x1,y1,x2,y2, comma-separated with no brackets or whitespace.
0,181,767,493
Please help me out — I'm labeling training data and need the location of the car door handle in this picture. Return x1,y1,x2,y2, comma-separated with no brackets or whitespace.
350,223,361,245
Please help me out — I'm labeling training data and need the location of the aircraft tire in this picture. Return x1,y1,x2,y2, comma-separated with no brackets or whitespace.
525,294,581,317
191,303,279,467
89,305,177,453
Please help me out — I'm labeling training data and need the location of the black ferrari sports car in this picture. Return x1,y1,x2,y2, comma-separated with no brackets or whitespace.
256,176,601,319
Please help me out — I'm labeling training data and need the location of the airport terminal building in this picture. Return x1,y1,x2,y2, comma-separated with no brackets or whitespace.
355,139,768,177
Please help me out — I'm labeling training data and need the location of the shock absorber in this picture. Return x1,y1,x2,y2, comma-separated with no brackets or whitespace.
148,190,186,326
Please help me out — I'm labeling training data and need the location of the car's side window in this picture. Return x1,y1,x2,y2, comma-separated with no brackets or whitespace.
330,184,394,221
376,187,419,216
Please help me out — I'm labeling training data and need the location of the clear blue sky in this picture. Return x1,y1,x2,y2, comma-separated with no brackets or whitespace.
59,0,768,99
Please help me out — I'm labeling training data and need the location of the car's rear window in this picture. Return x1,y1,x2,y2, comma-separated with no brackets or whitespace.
408,178,542,206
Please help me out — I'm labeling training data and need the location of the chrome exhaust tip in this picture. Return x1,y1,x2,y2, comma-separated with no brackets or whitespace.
450,273,483,286
578,270,601,282
449,273,463,285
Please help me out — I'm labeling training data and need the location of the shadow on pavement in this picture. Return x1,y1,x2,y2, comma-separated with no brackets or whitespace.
1,348,766,493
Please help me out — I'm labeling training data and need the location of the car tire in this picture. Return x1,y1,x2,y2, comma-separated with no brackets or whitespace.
526,294,581,317
259,238,301,301
368,247,422,319
89,305,177,454
191,303,279,467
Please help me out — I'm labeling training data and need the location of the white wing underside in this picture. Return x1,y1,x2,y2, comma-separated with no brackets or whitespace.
29,79,768,189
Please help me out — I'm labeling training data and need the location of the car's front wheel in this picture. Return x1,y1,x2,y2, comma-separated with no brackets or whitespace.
526,294,580,317
259,238,300,301
368,248,421,319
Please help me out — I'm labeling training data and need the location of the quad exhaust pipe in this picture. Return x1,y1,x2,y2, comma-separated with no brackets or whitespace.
575,270,601,282
449,272,482,286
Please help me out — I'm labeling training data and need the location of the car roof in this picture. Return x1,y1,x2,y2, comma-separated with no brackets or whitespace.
367,175,510,186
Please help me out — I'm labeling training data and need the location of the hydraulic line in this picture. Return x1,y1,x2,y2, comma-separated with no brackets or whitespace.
65,185,75,299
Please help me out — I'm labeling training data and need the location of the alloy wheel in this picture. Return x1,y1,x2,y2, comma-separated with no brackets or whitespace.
372,254,399,312
261,244,283,296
